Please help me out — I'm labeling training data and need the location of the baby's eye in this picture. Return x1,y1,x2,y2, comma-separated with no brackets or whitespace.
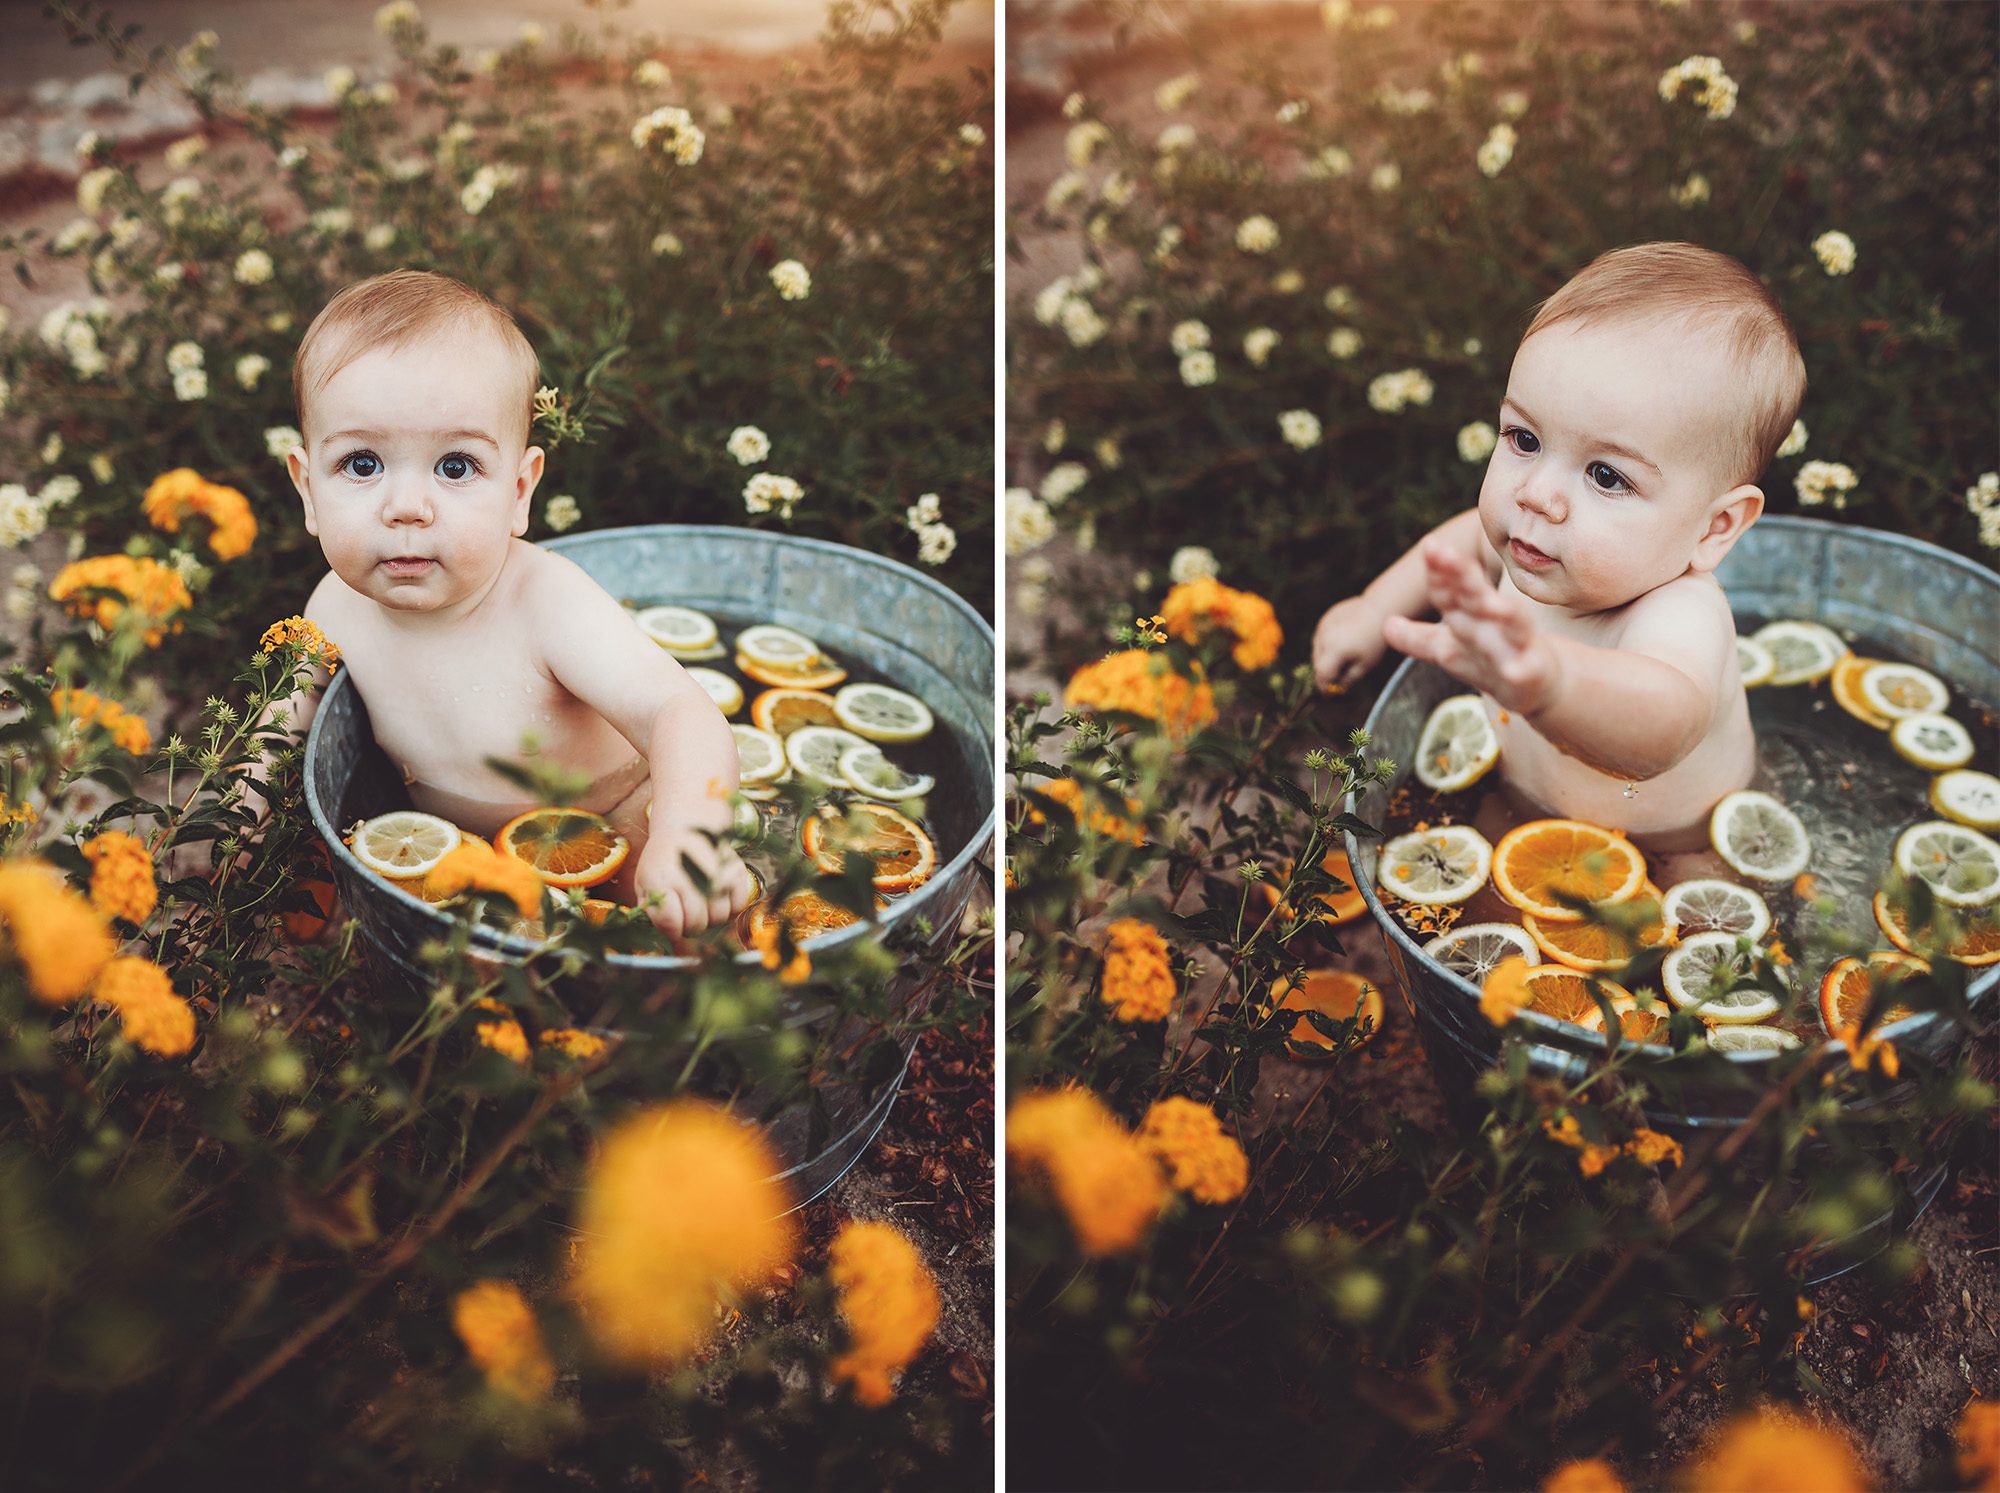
436,452,483,481
1587,460,1632,493
337,451,381,479
1502,426,1539,455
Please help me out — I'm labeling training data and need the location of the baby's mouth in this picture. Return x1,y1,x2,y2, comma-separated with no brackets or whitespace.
1509,538,1557,570
381,556,436,576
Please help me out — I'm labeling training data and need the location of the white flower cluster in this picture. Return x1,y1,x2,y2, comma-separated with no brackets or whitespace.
76,166,118,216
1794,460,1857,510
52,219,95,255
461,163,514,215
1371,162,1402,192
1307,144,1354,180
1033,269,1107,348
265,425,302,460
1272,269,1304,295
1005,488,1055,556
1154,123,1197,156
769,259,811,301
164,135,207,171
375,1,422,37
1458,421,1498,462
904,492,956,565
727,426,771,466
1235,215,1280,254
1498,90,1531,120
1100,172,1136,207
1038,462,1088,506
1671,171,1711,208
325,66,358,102
1065,121,1110,169
631,105,705,165
1179,351,1217,388
365,223,397,251
0,485,48,548
166,341,207,401
1279,410,1323,450
1243,328,1280,368
234,248,273,285
1367,368,1434,413
1376,84,1435,116
634,59,671,89
650,231,685,257
1041,420,1066,453
1155,72,1200,111
1327,327,1364,360
1440,52,1484,88
1277,99,1309,124
311,206,355,235
743,473,804,521
237,354,270,391
1169,320,1210,357
1657,55,1738,120
1813,230,1857,276
1014,553,1054,614
6,563,40,622
1776,418,1808,459
161,176,202,225
1964,472,2000,550
1477,123,1516,178
1169,545,1219,584
543,495,581,532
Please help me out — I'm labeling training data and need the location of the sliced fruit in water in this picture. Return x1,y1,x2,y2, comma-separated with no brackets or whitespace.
635,604,719,654
351,810,461,880
1515,965,1633,1024
749,686,841,737
1267,968,1385,1056
1751,619,1847,685
1523,885,1665,971
496,807,630,889
1412,693,1500,792
1708,790,1812,883
684,666,743,717
1857,660,1949,720
1660,930,1780,1024
1828,653,1894,729
1576,994,1672,1046
801,801,937,891
1422,921,1540,982
735,623,822,670
785,724,874,787
1492,818,1647,920
837,744,935,802
1889,713,1973,770
1931,769,2000,831
1872,886,2000,968
1893,820,2000,907
1661,878,1772,941
1377,825,1492,906
1818,950,1930,1034
1736,636,1776,688
833,682,935,744
1707,1024,1801,1055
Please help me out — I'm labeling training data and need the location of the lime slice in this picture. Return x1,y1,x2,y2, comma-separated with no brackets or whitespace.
1736,637,1776,688
635,605,719,654
1858,661,1949,720
685,666,743,717
1709,790,1811,883
837,744,935,801
1660,878,1772,941
1931,769,2000,832
833,682,935,744
1889,713,1972,770
784,724,873,787
1413,694,1500,792
1707,1024,1801,1055
735,623,822,670
731,724,787,785
1751,620,1847,686
1893,820,2000,907
352,810,461,879
1378,825,1492,906
1661,931,1781,1023
1422,921,1539,981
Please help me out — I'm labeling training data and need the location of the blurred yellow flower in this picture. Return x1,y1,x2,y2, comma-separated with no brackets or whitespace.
1542,1459,1625,1493
539,1027,610,1060
1008,1087,1166,1255
1025,777,1145,846
1959,1399,1999,1492
1625,1128,1684,1169
427,840,543,920
1480,955,1533,1026
748,917,812,983
1066,649,1216,736
476,1018,531,1065
1543,1114,1620,1178
82,830,156,924
828,1219,940,1406
0,859,116,1003
95,954,196,1056
49,555,192,645
1138,1096,1248,1203
141,467,257,561
1101,918,1175,1023
451,1280,556,1402
1160,577,1283,671
50,687,151,755
1687,1406,1867,1492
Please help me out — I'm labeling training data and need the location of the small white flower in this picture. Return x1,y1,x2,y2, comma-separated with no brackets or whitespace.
769,259,811,301
1062,92,1085,120
234,248,274,285
1313,144,1354,178
1277,99,1309,123
1813,230,1856,276
1464,337,1483,356
1065,121,1111,169
156,262,186,285
1962,472,1999,514
1671,171,1712,208
375,0,422,37
161,176,202,219
633,59,671,88
1039,462,1089,506
164,135,207,170
236,354,271,391
173,368,208,402
544,495,581,532
1476,123,1516,178
727,426,771,466
368,81,398,107
52,218,95,254
1156,72,1200,111
916,522,956,565
1236,215,1280,254
267,312,294,333
41,433,63,465
1059,298,1107,347
1368,369,1434,413
742,473,804,520
166,341,204,374
1324,285,1357,315
1795,460,1858,510
1155,123,1197,154
76,131,103,160
1094,437,1122,470
1328,327,1364,360
1179,351,1217,388
1041,421,1067,454
76,166,118,216
461,166,500,215
1371,161,1402,192
1244,328,1280,368
325,66,357,101
1498,90,1531,120
311,207,354,235
38,476,81,509
1458,421,1498,462
1169,546,1219,584
1170,320,1211,357
630,105,705,164
1279,409,1323,450
1033,277,1074,327
1004,488,1056,556
278,144,309,171
1735,19,1758,43
89,454,114,484
907,493,943,528
1272,270,1305,295
0,378,10,417
365,223,397,251
1657,55,1738,121
1100,172,1137,207
1776,418,1808,459
959,123,986,146
0,485,49,548
265,425,303,460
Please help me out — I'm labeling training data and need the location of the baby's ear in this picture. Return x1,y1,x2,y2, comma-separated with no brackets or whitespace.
1688,483,1763,574
511,445,546,537
287,444,319,536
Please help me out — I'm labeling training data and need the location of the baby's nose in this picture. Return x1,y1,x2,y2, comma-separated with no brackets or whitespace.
381,479,432,524
1518,482,1566,522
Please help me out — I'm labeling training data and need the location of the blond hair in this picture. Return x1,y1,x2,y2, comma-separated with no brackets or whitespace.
1524,242,1805,484
293,269,539,442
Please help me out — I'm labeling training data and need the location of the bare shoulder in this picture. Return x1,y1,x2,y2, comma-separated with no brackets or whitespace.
303,571,370,641
510,542,635,627
1617,573,1735,670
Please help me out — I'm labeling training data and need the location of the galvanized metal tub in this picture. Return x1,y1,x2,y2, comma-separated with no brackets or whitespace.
304,525,995,1204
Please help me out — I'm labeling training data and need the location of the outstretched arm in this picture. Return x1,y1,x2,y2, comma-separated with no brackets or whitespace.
1313,508,1494,692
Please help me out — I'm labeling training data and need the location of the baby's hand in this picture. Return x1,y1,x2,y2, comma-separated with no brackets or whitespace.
1312,594,1389,694
634,820,755,937
1381,537,1558,713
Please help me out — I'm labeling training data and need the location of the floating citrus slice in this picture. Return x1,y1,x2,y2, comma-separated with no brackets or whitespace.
1412,694,1500,792
738,767,792,803
1575,994,1671,1046
684,666,743,717
351,810,462,880
741,889,870,946
735,623,823,670
837,744,935,802
785,724,874,787
1889,714,1974,771
1751,620,1847,686
833,682,935,744
735,654,849,690
1268,968,1385,1056
731,724,788,785
1707,1024,1801,1055
1931,769,2000,832
1736,637,1776,688
1893,820,2000,907
496,807,630,888
1516,965,1633,1024
1523,885,1666,971
1872,887,2000,967
1660,878,1772,941
801,801,937,891
1857,661,1949,720
749,687,840,737
1423,921,1540,982
1818,950,1930,1034
1708,790,1812,883
1660,930,1780,1023
1491,818,1647,920
1378,825,1492,906
1828,654,1894,729
635,604,719,655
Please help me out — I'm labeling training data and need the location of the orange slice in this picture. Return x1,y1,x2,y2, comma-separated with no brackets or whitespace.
1818,950,1931,1033
496,807,630,888
1268,968,1385,1056
1492,819,1647,921
1523,882,1667,971
749,687,841,737
1872,889,2000,968
1517,964,1633,1024
740,889,872,946
1576,996,1671,1045
736,654,849,690
801,801,937,892
1828,654,1894,729
1310,847,1368,925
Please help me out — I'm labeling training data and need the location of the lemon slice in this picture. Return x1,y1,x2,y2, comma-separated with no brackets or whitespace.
1751,620,1847,686
1707,1024,1801,1055
635,605,719,654
738,764,792,803
1660,878,1772,941
731,724,787,785
833,682,936,744
1893,820,2000,907
1413,694,1500,792
1888,713,1972,770
735,623,822,670
1736,637,1776,687
785,724,873,787
1422,921,1539,981
352,810,462,879
1829,655,1894,729
1378,825,1492,906
685,666,743,717
1931,769,2000,831
837,744,935,801
1858,661,1948,720
1709,790,1811,883
1661,931,1781,1023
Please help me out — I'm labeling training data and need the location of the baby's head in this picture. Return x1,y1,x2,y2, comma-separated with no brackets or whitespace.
288,270,545,612
1478,241,1805,612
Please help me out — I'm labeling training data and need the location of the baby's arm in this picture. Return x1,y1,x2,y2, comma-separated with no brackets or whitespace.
1313,509,1496,692
1383,540,1721,780
529,558,752,936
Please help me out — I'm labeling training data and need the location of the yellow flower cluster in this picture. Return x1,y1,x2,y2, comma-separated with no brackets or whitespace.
1159,577,1284,670
0,859,116,1003
1101,917,1175,1023
571,1100,796,1366
828,1219,941,1406
451,1280,557,1402
94,954,197,1057
1026,776,1145,845
539,1027,610,1060
48,556,193,646
1542,1459,1625,1493
50,688,152,755
1960,1399,1998,1492
1544,1116,1685,1179
1478,955,1533,1026
1066,649,1216,736
1834,1020,1900,1079
1138,1096,1249,1204
748,917,813,983
476,1017,531,1065
0,794,34,829
141,467,258,560
1007,1087,1166,1255
259,615,342,672
427,840,544,920
82,830,156,925
1626,1127,1684,1169
1689,1406,1867,1492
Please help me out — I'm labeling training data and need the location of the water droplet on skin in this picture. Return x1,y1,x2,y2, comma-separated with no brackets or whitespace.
1623,782,1638,799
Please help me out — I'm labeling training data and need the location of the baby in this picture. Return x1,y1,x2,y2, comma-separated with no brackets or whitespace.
1313,242,1806,842
284,269,752,933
